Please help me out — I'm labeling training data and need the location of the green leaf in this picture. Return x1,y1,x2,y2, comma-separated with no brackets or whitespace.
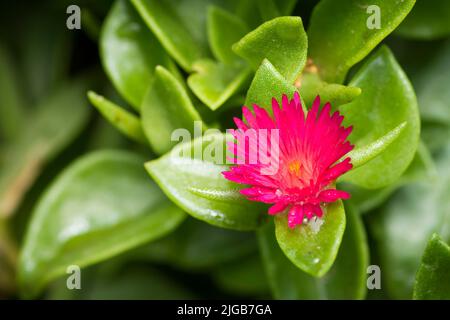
131,0,210,70
132,218,257,270
87,91,147,145
412,39,450,125
257,0,298,20
145,132,266,230
259,204,368,299
0,77,91,218
0,45,24,140
396,0,450,40
20,9,73,104
369,142,450,298
245,59,303,114
207,6,248,65
213,254,270,296
274,200,346,277
298,73,361,109
346,122,407,170
188,60,251,110
100,0,174,110
48,263,195,300
339,46,420,189
413,233,450,299
141,66,203,155
18,150,186,297
308,0,415,83
342,140,436,213
233,17,308,83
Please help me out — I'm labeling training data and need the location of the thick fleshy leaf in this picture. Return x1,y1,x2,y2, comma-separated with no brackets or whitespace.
308,0,415,83
412,39,450,125
207,6,248,65
259,204,368,299
131,218,257,270
130,0,209,70
87,91,147,145
0,77,91,218
298,73,361,109
141,66,203,155
346,122,407,170
339,46,420,189
18,150,186,297
274,200,346,277
213,254,270,296
396,0,450,40
233,16,308,83
369,142,450,299
245,59,302,114
145,132,266,230
413,234,450,299
100,0,174,110
188,60,251,111
342,141,436,213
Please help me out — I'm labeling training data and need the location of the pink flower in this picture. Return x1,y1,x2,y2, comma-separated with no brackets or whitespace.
223,93,354,228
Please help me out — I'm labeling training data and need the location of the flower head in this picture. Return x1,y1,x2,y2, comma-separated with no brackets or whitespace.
223,93,354,228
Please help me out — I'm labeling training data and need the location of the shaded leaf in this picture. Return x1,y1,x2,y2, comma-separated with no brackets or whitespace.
18,150,186,297
141,66,203,155
413,233,450,299
188,60,251,110
100,0,174,110
207,6,248,65
396,0,450,40
369,142,450,298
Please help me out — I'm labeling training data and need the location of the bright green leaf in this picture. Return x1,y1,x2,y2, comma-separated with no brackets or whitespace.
274,200,346,277
145,132,266,230
339,46,420,189
188,60,251,110
396,0,450,40
100,0,174,110
259,204,368,299
308,0,415,83
233,16,308,83
342,140,436,213
346,122,407,170
245,59,303,114
413,233,450,299
18,150,186,297
298,73,361,108
141,66,203,155
131,0,210,70
87,91,147,145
